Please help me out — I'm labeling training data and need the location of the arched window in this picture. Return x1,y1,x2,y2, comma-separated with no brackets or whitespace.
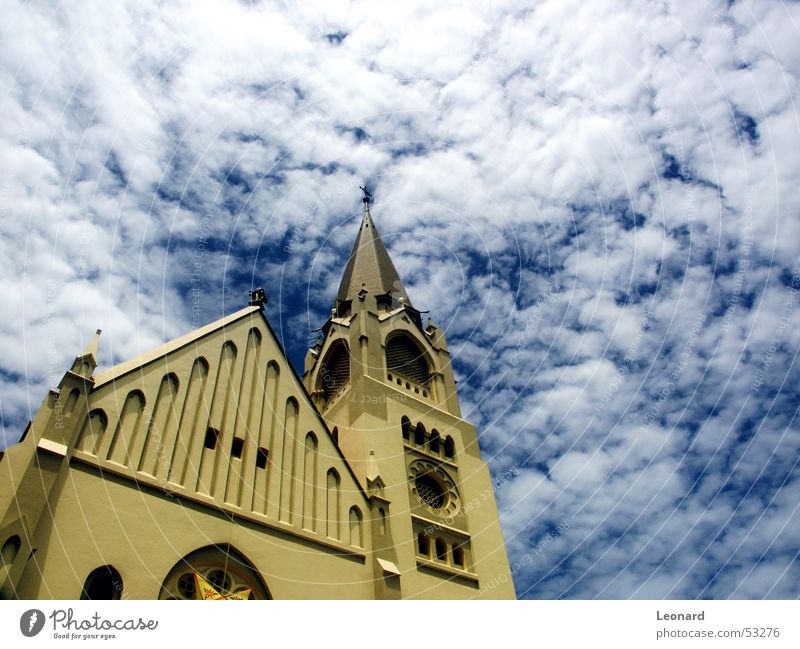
401,416,411,440
326,469,341,540
452,543,465,568
429,429,440,454
107,390,145,465
318,343,350,403
81,565,123,600
158,544,270,599
248,327,262,344
302,433,318,532
378,508,386,535
1,535,21,568
414,422,426,447
266,359,280,376
435,538,447,562
444,435,456,459
78,409,108,455
162,372,179,390
385,335,429,385
349,507,363,547
63,388,80,416
417,533,430,557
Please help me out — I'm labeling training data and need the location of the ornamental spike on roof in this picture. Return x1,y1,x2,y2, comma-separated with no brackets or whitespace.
335,196,411,307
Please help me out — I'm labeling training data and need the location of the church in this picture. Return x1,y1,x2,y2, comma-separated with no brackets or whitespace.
0,193,515,599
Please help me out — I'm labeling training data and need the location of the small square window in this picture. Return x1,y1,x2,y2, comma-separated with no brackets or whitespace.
231,437,244,459
204,427,219,450
256,447,268,469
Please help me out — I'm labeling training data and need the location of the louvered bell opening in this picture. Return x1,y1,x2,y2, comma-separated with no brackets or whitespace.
386,336,429,385
320,345,350,402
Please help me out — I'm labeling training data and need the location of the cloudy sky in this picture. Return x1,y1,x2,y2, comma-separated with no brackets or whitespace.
1,0,799,599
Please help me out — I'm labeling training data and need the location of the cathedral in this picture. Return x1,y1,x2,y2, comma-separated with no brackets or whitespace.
0,194,515,599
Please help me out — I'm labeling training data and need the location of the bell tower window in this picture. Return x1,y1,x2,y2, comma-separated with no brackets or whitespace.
317,342,350,404
386,335,429,386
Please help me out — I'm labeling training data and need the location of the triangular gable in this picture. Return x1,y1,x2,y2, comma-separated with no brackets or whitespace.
72,307,368,548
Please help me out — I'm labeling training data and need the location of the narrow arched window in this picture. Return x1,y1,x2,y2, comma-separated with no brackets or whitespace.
452,543,465,568
81,565,123,600
417,533,430,557
326,469,341,540
429,428,440,454
401,416,411,440
63,388,80,416
302,433,318,532
435,538,447,562
107,390,145,465
444,435,456,459
349,506,363,547
378,508,386,535
385,335,429,385
318,343,350,403
78,409,108,455
414,422,426,447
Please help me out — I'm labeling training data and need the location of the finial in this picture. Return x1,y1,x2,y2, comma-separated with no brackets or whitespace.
83,329,102,358
359,183,373,206
71,329,101,377
249,287,267,308
366,449,381,481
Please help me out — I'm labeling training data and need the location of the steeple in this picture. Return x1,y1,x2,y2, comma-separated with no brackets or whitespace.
69,329,101,378
336,191,411,306
299,188,514,599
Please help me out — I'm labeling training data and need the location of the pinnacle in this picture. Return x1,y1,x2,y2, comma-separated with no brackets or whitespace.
335,200,411,306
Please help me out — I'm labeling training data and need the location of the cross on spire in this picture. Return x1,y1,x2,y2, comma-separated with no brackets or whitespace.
359,183,372,206
335,188,412,307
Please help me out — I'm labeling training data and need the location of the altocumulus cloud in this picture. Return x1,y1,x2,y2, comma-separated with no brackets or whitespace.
0,0,798,599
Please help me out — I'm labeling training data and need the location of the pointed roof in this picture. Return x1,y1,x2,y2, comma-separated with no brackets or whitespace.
336,200,411,306
366,450,381,482
82,329,102,360
70,329,102,377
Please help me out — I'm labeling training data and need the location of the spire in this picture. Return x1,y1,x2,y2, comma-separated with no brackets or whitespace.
84,328,102,359
366,450,386,496
336,191,411,306
70,329,101,378
366,449,381,482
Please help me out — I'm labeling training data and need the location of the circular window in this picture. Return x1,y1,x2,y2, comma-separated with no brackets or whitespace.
408,459,461,518
415,474,447,510
177,573,196,599
207,569,231,592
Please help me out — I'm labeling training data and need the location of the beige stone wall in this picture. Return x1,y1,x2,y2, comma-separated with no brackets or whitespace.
14,463,373,599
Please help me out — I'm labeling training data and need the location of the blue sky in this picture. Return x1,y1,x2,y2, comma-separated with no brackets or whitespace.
1,0,798,598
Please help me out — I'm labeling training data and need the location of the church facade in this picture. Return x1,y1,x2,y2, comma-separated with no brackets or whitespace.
0,197,515,599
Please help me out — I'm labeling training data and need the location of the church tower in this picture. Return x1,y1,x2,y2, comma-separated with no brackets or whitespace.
303,193,515,598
